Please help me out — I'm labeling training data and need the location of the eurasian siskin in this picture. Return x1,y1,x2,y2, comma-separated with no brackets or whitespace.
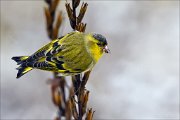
12,31,110,78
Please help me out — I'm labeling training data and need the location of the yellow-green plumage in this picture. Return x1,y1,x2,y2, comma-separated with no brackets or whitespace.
12,31,109,78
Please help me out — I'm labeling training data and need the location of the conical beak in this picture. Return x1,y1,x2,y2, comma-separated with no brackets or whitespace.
103,45,110,53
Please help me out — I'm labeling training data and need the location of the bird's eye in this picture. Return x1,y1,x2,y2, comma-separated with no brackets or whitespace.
97,43,102,46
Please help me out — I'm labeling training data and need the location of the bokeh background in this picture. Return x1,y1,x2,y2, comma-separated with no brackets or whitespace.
1,1,179,119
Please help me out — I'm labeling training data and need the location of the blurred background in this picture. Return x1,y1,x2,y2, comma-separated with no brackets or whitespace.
1,1,179,119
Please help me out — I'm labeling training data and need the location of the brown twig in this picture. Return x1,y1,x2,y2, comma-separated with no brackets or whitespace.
44,0,72,119
66,0,94,120
44,0,94,119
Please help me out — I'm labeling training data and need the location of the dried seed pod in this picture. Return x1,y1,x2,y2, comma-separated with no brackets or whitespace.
85,108,94,120
75,23,86,32
79,91,84,105
51,82,62,107
69,86,75,98
70,97,78,119
72,0,80,9
65,3,76,29
45,0,51,5
77,2,88,24
82,23,87,32
54,90,62,107
82,91,89,114
65,3,73,20
65,100,72,120
53,12,63,38
53,27,58,39
44,7,52,37
51,0,60,13
81,70,91,87
44,7,52,26
56,12,63,29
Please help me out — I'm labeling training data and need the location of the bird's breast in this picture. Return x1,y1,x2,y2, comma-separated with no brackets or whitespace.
86,43,103,63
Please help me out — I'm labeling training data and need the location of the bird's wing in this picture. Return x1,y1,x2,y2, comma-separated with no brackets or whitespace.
27,32,76,62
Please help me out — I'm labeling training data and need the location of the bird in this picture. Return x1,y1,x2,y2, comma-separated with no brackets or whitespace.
12,31,110,78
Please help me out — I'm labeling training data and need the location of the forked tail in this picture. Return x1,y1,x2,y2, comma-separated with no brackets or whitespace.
12,56,32,78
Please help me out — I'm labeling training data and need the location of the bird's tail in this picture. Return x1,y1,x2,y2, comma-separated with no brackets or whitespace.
11,56,29,65
12,56,33,78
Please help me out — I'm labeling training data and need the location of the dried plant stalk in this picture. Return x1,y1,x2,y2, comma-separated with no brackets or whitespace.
65,0,94,120
44,0,72,119
44,0,94,119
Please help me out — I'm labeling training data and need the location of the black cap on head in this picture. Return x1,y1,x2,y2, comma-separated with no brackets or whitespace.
92,33,107,45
